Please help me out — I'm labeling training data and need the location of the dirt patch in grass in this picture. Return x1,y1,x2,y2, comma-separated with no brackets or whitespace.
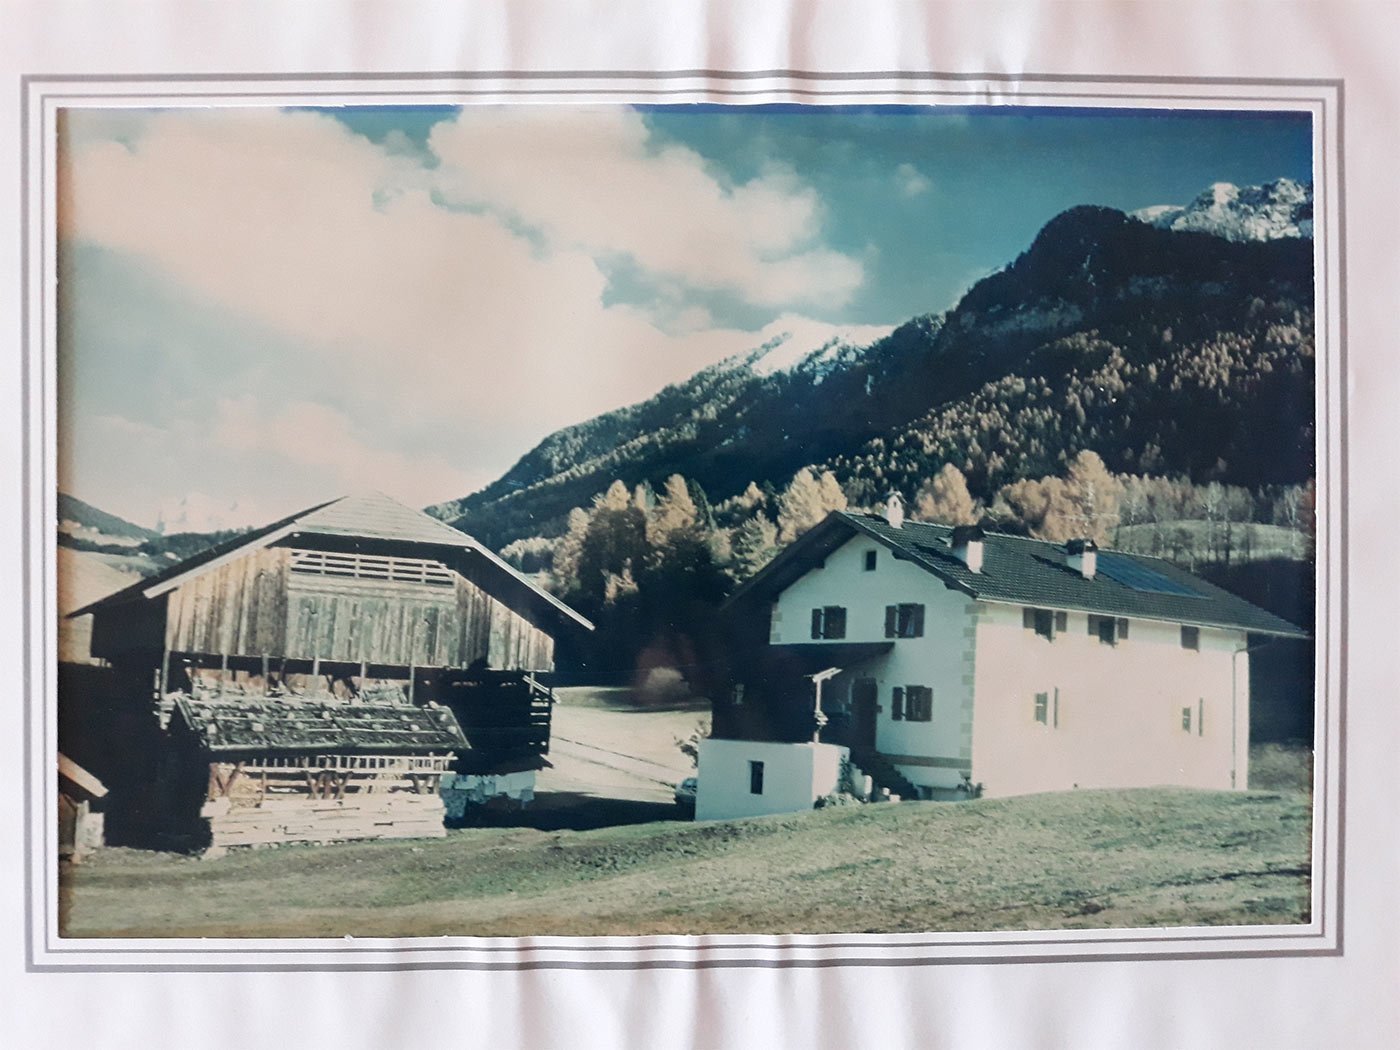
61,786,1312,939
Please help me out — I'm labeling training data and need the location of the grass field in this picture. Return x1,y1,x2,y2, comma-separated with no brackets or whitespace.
61,773,1312,938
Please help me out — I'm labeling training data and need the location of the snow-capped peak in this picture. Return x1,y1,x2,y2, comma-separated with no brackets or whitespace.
1132,177,1312,242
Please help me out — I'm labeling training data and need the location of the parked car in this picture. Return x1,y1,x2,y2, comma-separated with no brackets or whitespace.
673,776,697,815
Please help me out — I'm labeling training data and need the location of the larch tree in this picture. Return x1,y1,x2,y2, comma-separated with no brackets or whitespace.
648,474,698,546
777,468,847,543
549,507,592,597
1061,450,1123,545
731,511,780,580
912,463,981,525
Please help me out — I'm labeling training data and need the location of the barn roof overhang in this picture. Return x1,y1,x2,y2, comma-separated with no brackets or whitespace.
69,492,594,634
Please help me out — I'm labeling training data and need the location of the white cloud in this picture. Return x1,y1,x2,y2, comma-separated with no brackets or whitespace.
210,396,480,507
428,107,864,308
57,107,888,523
896,162,932,198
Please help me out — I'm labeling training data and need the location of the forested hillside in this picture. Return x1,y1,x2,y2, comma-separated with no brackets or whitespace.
436,203,1313,552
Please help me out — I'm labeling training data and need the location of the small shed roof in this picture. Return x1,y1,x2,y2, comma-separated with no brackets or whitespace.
57,753,108,799
70,492,593,631
169,694,468,755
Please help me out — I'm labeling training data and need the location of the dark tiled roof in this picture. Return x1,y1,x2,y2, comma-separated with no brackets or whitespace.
170,694,468,755
730,511,1308,638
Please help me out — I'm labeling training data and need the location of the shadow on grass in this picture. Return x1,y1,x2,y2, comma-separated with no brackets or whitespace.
448,792,688,832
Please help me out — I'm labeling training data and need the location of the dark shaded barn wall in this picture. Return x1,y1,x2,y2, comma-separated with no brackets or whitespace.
92,544,555,671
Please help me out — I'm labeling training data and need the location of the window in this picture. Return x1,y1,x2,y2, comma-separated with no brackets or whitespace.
1024,607,1061,639
904,685,933,722
884,603,926,638
1034,689,1060,727
1181,626,1200,650
1181,707,1193,732
863,550,878,572
810,606,847,639
749,760,765,795
1088,615,1130,645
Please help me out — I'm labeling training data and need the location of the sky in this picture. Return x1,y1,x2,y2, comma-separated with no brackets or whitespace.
56,103,1312,532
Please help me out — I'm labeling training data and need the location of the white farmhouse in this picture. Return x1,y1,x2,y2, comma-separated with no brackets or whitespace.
717,496,1307,803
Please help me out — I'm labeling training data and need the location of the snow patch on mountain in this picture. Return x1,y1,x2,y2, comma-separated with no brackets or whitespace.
722,316,896,380
1132,178,1313,242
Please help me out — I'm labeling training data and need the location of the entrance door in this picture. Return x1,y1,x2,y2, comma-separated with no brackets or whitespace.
852,678,879,751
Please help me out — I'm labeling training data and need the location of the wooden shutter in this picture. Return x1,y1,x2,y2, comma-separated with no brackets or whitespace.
811,608,823,639
886,606,898,638
1023,608,1035,629
913,604,926,637
892,687,904,720
1054,611,1067,632
1117,618,1130,639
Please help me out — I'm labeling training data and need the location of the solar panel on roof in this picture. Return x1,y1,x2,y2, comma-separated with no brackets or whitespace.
1096,553,1203,597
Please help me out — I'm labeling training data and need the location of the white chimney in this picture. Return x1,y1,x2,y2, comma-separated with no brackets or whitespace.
1066,538,1098,579
951,524,985,573
884,491,905,529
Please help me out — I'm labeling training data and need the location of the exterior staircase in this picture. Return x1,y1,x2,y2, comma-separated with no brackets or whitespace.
852,748,921,801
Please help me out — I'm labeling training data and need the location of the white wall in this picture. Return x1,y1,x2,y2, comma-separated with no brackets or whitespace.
769,534,977,792
970,602,1250,797
695,738,849,821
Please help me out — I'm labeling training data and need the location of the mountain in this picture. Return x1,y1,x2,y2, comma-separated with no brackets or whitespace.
436,192,1314,551
58,493,159,545
1132,178,1312,242
831,205,1314,503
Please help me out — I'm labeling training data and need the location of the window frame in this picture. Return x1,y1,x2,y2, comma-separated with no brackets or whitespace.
1088,614,1131,646
885,602,926,638
810,605,848,640
904,685,933,722
1025,607,1056,640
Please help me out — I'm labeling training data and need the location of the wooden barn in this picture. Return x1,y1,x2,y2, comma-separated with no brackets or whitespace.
68,492,593,851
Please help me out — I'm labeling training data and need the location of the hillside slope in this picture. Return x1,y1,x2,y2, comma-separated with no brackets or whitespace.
62,783,1311,937
438,197,1313,550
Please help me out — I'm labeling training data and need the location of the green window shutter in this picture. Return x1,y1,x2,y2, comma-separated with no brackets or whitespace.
811,608,823,639
913,604,926,636
892,687,904,720
886,605,898,638
1023,607,1035,629
1054,611,1067,633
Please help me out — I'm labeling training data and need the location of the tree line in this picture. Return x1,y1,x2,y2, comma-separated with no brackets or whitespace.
501,454,1314,680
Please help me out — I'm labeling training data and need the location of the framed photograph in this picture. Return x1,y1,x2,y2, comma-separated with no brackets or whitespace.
30,69,1341,967
4,3,1397,1048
